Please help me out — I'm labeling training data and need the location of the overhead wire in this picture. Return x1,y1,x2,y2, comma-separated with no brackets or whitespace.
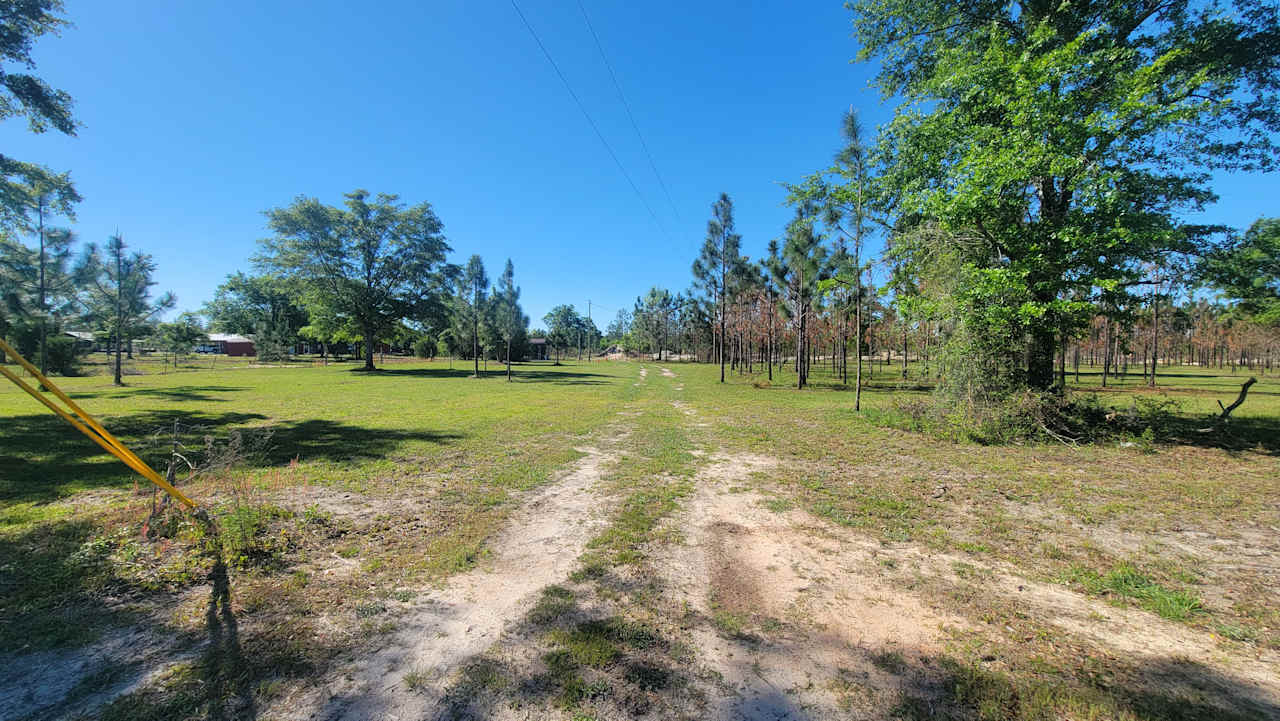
575,0,681,222
509,0,670,241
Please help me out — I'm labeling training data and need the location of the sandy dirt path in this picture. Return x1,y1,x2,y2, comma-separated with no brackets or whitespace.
282,442,619,721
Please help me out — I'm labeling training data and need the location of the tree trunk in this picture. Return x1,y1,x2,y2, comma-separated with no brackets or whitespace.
1149,286,1159,387
901,327,908,380
1026,321,1056,392
855,282,863,411
363,330,376,371
719,295,726,383
113,245,124,386
37,199,48,382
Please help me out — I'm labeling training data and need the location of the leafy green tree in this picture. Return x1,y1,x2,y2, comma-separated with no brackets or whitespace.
493,259,528,381
203,272,306,335
605,308,632,352
1199,218,1280,325
297,295,355,362
693,193,747,382
542,304,580,364
75,234,175,385
0,1,80,235
203,272,308,361
851,0,1280,393
256,190,450,371
155,312,208,366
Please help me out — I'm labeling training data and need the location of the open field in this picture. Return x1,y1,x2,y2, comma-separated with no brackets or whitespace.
1,359,1277,720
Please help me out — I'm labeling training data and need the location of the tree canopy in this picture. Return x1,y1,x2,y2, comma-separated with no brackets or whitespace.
0,0,79,232
1199,217,1280,325
853,0,1280,392
256,190,451,371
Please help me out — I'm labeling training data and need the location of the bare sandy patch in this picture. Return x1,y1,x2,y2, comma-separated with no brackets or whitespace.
661,367,677,378
651,452,964,719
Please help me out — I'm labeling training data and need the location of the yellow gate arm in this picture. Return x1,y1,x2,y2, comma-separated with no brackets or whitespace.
0,338,198,509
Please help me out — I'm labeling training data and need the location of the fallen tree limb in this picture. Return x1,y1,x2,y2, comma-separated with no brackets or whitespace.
1198,376,1257,432
1217,377,1257,421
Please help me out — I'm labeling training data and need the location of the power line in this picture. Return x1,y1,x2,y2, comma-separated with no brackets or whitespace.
509,0,669,240
576,0,681,222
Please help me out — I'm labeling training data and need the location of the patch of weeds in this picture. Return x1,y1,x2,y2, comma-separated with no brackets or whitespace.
569,557,610,582
301,504,332,525
529,585,576,626
586,480,692,566
957,541,990,554
624,662,672,691
1063,563,1205,621
710,607,750,639
390,589,415,602
1137,426,1158,454
435,540,487,574
1213,621,1258,643
541,649,592,708
217,501,295,569
403,666,431,691
764,497,793,513
459,658,509,692
548,621,620,668
355,602,386,619
808,485,922,543
869,648,908,674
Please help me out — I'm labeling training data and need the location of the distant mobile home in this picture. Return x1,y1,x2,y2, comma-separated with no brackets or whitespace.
201,333,256,356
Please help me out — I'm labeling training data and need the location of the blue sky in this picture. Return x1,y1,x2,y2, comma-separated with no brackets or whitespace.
3,1,1275,328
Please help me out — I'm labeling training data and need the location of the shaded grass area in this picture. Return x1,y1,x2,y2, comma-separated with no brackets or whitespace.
0,359,630,717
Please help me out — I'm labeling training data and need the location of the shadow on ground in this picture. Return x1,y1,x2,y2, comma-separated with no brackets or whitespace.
0,411,464,503
368,364,614,385
66,385,252,403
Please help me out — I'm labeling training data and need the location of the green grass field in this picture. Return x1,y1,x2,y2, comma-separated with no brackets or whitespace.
1,357,1277,720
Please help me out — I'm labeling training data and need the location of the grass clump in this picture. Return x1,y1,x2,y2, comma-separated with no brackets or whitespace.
529,585,577,626
403,666,431,691
548,621,620,669
1064,563,1204,621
